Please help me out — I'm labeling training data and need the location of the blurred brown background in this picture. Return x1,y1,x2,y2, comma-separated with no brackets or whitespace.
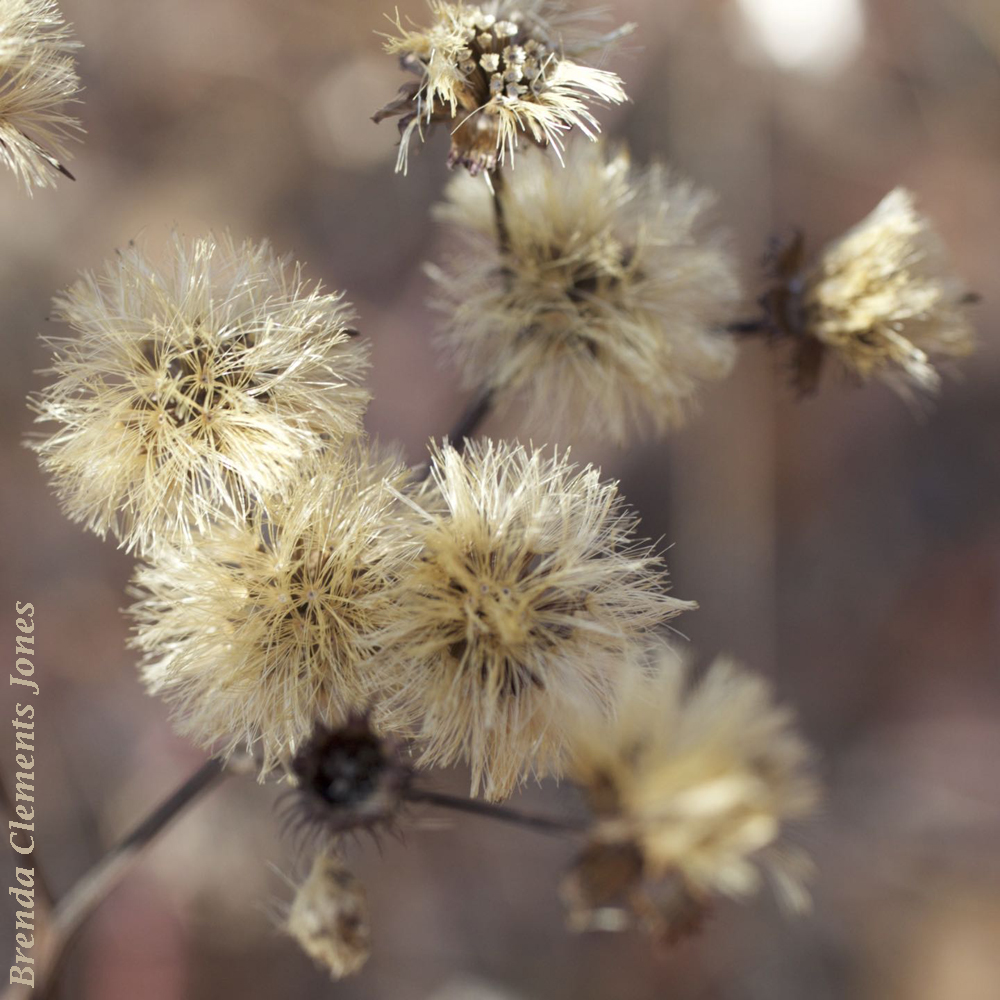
2,0,999,997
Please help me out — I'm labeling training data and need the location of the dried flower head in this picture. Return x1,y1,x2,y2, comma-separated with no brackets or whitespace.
370,439,695,801
29,233,371,553
756,189,976,397
288,715,413,840
0,0,81,190
284,850,370,980
563,648,818,939
374,1,632,174
429,142,741,443
130,446,414,772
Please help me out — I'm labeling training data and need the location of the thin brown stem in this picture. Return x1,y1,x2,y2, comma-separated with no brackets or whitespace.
489,166,511,255
413,385,495,483
407,788,587,837
726,318,768,335
5,756,247,1000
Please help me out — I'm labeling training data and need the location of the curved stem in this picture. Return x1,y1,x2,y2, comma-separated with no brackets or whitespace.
407,788,586,837
6,757,242,1000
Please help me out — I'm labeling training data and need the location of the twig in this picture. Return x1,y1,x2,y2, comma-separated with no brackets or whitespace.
489,165,511,255
413,385,495,483
406,788,587,837
5,756,244,1000
726,318,768,335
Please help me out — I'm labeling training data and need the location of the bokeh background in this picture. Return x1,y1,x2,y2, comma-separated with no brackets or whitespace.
2,0,999,997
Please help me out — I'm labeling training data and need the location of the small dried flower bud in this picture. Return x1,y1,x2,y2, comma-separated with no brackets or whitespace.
284,850,370,979
564,646,819,935
290,715,413,835
0,0,82,190
430,142,741,444
369,439,694,800
376,1,632,174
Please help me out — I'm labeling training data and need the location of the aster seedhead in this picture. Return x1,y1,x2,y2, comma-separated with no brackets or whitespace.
29,232,371,553
374,0,632,175
130,445,417,773
0,0,81,190
370,438,695,801
283,849,371,979
563,647,818,940
429,141,741,443
752,189,976,399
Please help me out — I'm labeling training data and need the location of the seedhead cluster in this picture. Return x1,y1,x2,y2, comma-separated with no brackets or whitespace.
18,0,982,986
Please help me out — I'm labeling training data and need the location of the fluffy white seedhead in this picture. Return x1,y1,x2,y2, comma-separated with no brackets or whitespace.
30,232,371,553
376,1,632,174
430,141,741,443
370,439,695,800
0,0,81,190
565,646,818,924
803,187,975,398
129,445,416,773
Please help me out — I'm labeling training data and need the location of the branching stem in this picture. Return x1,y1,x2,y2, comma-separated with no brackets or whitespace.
6,756,245,1000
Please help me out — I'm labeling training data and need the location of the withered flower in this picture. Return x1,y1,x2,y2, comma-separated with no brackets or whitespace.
370,439,695,801
284,849,371,979
0,0,81,190
29,232,371,553
563,647,818,941
430,141,741,443
374,0,632,175
130,445,416,773
750,188,976,398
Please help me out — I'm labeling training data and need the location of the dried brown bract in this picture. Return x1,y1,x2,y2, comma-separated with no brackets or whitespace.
288,715,413,840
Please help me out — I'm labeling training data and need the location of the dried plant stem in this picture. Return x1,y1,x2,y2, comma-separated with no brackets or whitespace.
7,757,243,1000
407,788,587,837
489,166,511,255
726,319,767,335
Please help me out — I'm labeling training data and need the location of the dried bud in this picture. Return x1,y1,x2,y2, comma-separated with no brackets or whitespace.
290,715,413,836
284,850,370,979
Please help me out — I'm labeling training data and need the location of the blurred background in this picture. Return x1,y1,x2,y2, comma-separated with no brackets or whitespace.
2,0,999,997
